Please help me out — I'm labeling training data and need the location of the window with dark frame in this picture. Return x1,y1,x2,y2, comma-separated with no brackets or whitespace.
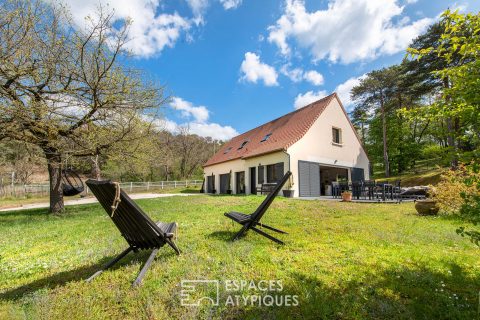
258,166,265,184
238,140,248,150
332,127,341,144
223,147,232,154
266,162,284,183
261,133,272,142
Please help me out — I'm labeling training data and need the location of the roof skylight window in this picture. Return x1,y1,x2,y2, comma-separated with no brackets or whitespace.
261,133,272,142
238,140,249,150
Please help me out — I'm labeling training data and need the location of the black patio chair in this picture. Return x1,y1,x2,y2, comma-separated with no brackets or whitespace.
393,180,402,203
331,181,340,198
351,181,363,200
224,171,292,245
85,179,180,287
363,180,376,200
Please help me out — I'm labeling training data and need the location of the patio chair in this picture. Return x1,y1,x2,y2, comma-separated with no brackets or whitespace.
331,181,340,198
393,180,402,203
363,180,376,200
85,179,180,287
351,181,363,200
224,171,292,245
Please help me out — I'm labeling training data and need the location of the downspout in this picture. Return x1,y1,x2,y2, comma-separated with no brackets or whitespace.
283,150,291,173
283,149,292,196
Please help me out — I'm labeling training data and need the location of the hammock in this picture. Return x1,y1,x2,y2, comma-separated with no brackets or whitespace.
62,169,84,196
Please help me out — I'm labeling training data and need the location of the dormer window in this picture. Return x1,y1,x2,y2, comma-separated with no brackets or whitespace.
261,133,272,142
224,147,232,154
238,140,248,150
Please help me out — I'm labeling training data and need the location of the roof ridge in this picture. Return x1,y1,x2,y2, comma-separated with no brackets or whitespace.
233,92,335,138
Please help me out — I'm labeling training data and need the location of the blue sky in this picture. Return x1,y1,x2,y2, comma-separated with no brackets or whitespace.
62,0,480,140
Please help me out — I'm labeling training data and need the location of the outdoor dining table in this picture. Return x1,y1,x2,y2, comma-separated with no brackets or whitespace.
332,181,400,201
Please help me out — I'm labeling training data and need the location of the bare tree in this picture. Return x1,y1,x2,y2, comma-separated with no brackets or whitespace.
0,0,165,213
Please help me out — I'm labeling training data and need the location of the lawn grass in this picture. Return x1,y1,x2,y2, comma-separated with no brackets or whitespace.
373,168,445,187
0,196,51,210
0,195,478,319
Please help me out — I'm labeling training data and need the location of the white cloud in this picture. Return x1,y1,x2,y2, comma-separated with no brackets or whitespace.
157,118,179,132
303,70,324,86
335,75,366,110
294,90,328,109
161,97,238,140
187,122,238,139
240,52,279,86
280,65,304,82
58,0,191,58
268,0,433,63
170,97,209,123
161,119,238,140
185,0,209,24
219,0,242,10
280,65,324,85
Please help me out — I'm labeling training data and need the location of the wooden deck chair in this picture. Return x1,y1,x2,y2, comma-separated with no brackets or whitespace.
224,171,292,245
85,180,180,286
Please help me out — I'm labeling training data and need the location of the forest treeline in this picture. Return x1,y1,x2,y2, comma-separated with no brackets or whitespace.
0,129,223,184
350,12,479,177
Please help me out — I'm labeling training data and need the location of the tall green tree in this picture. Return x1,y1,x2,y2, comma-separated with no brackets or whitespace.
407,16,474,167
351,66,405,177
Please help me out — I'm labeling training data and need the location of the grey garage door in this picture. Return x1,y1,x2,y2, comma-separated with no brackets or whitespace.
298,161,320,197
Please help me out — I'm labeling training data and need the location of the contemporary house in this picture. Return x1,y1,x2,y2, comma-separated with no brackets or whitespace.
203,93,370,197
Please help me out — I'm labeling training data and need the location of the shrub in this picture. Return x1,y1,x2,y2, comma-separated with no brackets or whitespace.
456,163,480,246
435,165,478,214
435,163,480,246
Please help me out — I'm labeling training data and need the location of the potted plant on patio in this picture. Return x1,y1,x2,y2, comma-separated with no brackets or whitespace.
282,175,294,198
341,190,352,202
415,186,439,215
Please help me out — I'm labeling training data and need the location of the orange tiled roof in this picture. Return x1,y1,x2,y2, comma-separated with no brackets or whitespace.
204,93,337,167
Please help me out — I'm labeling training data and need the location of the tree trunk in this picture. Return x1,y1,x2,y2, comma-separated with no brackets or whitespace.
380,91,390,177
45,151,64,214
443,77,458,169
90,154,101,180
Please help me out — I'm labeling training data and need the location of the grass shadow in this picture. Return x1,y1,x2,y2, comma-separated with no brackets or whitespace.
207,230,237,241
0,248,177,301
231,263,480,319
179,189,201,194
0,207,50,218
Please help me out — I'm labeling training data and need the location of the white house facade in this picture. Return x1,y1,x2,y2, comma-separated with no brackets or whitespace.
203,93,370,197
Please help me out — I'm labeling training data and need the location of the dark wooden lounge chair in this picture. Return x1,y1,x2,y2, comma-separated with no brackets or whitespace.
224,171,292,245
85,179,180,286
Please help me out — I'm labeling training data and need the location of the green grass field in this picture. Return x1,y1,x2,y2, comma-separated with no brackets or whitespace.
373,168,445,187
0,195,479,319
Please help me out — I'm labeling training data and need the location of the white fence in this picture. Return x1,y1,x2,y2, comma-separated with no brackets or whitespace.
0,180,204,198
